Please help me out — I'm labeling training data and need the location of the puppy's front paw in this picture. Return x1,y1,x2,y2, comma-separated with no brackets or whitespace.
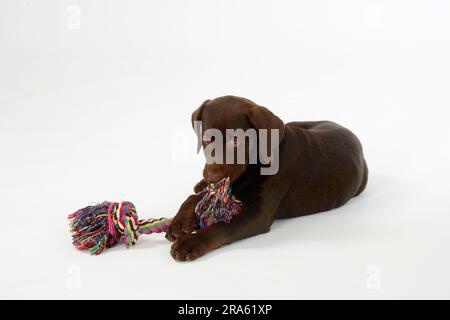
165,212,197,242
170,234,209,261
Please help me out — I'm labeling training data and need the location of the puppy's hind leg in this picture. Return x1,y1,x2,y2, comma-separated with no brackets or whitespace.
355,159,368,197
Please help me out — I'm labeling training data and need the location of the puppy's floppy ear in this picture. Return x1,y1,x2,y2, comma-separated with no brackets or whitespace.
248,105,285,158
249,105,285,140
191,99,210,152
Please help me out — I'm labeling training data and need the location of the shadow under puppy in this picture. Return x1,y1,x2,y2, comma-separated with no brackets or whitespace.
166,95,368,261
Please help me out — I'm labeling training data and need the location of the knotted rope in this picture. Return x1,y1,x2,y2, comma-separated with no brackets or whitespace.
68,177,242,255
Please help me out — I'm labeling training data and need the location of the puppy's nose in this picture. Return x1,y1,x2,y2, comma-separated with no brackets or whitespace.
207,173,224,184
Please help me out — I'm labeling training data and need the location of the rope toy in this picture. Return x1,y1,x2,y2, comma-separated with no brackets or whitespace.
68,177,242,255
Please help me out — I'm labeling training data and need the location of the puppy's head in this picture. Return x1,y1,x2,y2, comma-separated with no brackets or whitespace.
191,95,285,183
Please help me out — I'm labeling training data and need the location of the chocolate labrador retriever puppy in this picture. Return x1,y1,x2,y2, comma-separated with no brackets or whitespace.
166,95,368,261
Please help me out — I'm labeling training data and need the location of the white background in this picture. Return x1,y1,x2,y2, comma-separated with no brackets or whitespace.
1,0,449,299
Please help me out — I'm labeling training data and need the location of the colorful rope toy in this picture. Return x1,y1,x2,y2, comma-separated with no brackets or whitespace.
68,177,242,255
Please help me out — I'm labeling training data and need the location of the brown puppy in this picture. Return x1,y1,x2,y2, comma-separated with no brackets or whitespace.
166,95,368,261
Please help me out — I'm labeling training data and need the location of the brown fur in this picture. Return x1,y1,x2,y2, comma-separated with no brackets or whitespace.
166,95,368,261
